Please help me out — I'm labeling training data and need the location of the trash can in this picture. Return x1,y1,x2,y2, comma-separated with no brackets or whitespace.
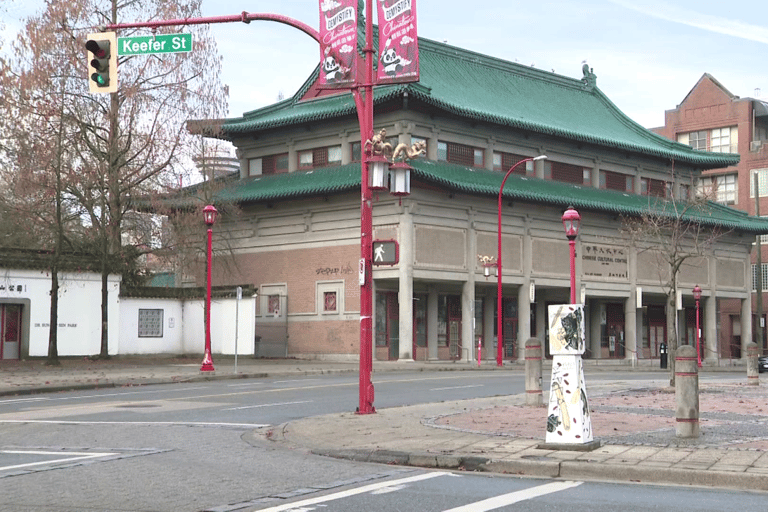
660,343,667,369
254,335,261,359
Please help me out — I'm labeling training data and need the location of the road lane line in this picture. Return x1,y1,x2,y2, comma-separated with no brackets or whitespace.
255,471,449,512
0,450,116,472
0,420,268,428
431,385,485,391
223,400,312,411
442,480,583,512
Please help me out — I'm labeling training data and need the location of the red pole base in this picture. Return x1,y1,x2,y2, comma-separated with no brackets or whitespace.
200,351,215,372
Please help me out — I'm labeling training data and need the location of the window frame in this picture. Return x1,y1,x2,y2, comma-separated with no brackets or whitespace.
138,309,164,338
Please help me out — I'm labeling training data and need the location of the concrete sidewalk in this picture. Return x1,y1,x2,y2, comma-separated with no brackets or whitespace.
260,375,768,492
1,356,766,492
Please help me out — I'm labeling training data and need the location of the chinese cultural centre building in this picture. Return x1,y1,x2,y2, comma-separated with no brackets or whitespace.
652,74,768,357
190,37,768,364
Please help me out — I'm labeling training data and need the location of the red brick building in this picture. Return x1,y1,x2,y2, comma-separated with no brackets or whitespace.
653,74,768,357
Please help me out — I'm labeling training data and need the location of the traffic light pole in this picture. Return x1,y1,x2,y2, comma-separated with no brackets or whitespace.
104,7,378,414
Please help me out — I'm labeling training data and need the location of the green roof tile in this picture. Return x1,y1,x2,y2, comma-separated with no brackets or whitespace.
211,161,768,235
220,38,738,169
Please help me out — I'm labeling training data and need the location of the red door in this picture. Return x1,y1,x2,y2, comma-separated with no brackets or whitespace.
1,304,21,360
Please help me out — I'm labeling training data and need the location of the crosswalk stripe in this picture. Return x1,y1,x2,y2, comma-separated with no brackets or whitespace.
442,480,583,512
255,471,450,511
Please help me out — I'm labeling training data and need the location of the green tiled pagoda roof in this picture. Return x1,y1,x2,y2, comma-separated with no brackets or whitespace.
220,38,738,169
211,161,768,235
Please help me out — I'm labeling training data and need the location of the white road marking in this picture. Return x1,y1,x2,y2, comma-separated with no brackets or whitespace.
0,420,268,428
441,480,583,512
223,400,312,411
430,385,484,391
273,379,321,384
0,397,49,405
0,387,208,406
255,472,450,512
0,449,116,472
227,382,267,387
370,484,406,494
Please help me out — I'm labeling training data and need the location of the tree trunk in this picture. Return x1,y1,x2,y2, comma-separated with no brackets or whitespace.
46,266,60,366
666,290,677,386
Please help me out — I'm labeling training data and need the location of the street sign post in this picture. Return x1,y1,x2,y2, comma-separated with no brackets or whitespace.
118,34,192,56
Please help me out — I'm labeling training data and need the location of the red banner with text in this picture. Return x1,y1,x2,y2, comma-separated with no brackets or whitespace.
376,0,419,84
318,0,358,89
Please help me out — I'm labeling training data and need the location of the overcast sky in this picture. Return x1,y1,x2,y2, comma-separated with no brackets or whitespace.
3,0,766,129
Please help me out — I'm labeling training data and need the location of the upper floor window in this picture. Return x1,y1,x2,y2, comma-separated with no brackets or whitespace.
641,177,668,198
678,127,737,152
492,151,534,175
249,153,289,176
545,161,590,185
678,131,707,151
298,145,342,170
698,174,737,204
710,127,733,153
599,170,633,192
438,141,483,167
751,168,768,198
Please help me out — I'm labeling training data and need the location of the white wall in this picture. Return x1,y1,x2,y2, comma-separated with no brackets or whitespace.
121,295,256,356
0,268,121,357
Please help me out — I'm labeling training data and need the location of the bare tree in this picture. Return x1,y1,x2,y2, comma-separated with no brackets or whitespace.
1,0,227,358
622,178,727,386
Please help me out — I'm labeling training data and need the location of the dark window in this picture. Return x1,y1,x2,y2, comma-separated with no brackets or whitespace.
493,151,531,174
438,141,484,167
601,170,633,192
547,161,587,185
641,178,667,197
298,146,342,170
262,153,288,175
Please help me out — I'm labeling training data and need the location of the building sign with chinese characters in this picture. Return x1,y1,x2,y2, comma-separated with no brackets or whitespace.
581,243,628,280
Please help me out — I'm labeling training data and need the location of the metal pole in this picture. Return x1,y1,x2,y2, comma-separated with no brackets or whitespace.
497,157,543,366
357,0,375,414
235,286,241,374
569,238,577,305
696,297,701,368
755,172,764,354
201,225,215,372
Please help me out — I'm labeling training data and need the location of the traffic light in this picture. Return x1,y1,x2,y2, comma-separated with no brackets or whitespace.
86,32,117,93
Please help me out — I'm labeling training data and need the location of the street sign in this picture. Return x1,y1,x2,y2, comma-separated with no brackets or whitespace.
372,240,398,265
118,34,192,56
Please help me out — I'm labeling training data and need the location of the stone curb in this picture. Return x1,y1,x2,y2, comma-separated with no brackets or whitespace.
262,420,768,492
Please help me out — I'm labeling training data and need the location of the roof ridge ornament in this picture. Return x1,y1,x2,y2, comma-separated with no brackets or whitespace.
581,61,597,89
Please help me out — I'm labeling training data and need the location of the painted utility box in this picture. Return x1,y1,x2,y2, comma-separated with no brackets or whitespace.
546,304,594,445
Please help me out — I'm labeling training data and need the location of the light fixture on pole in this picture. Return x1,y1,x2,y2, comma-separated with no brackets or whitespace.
561,206,581,305
200,204,218,373
693,284,702,368
368,154,390,190
497,155,547,366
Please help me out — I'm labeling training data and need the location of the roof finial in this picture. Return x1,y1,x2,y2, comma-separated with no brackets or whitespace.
581,61,597,89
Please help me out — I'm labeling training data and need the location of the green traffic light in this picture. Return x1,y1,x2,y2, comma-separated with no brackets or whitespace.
91,73,109,87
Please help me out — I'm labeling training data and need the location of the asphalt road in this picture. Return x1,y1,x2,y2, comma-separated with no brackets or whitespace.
0,369,760,511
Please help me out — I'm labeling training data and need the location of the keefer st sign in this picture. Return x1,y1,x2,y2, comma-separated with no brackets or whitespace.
118,33,192,56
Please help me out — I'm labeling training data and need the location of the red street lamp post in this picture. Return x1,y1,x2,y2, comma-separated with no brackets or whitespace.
200,204,218,372
561,206,581,305
497,155,547,366
692,284,702,368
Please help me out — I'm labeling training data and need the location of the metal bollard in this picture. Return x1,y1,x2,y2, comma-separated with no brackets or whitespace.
746,341,759,386
525,337,543,406
675,345,699,438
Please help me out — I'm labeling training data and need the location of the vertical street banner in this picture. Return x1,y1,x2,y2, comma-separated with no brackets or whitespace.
318,0,358,89
376,0,419,84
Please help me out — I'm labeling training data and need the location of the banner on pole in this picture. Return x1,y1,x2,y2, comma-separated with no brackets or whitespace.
376,0,419,84
318,0,358,89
